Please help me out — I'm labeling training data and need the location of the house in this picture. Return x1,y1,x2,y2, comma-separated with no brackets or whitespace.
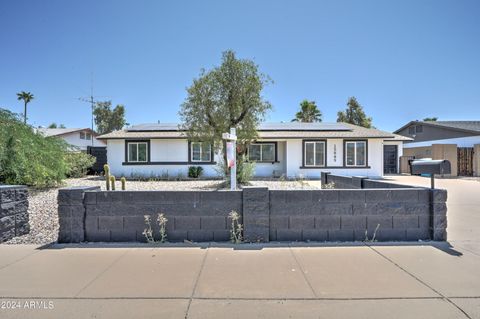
97,122,410,179
37,127,106,151
394,121,480,176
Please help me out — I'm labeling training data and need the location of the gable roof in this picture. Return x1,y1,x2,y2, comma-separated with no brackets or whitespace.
37,128,97,137
394,121,480,135
98,122,411,141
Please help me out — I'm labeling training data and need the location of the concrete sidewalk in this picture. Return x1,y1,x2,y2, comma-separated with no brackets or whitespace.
1,175,480,318
0,242,479,319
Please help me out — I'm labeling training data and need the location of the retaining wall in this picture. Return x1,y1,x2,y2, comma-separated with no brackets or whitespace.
0,185,29,242
58,184,447,243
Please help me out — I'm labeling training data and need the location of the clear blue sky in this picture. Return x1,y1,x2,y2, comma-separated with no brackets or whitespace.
1,0,479,132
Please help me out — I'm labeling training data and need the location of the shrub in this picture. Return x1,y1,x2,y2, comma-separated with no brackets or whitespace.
214,154,255,185
0,108,68,187
228,210,243,243
188,166,203,178
64,152,96,178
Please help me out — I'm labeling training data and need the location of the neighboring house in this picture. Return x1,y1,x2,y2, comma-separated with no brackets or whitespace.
394,121,480,176
97,122,409,178
37,128,106,151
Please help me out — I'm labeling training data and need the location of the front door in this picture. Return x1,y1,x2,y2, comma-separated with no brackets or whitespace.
383,145,398,174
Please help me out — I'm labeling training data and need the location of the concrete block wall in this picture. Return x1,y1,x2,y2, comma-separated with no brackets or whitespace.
323,172,414,189
58,184,448,243
269,189,432,241
59,188,242,243
0,185,29,242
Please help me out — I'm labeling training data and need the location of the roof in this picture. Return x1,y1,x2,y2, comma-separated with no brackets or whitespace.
394,121,480,135
37,127,96,137
98,122,411,141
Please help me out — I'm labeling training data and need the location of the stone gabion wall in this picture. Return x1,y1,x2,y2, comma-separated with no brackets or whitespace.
58,185,448,243
0,185,29,243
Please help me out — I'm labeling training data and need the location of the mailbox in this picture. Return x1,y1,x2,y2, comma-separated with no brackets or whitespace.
410,159,451,175
410,159,451,189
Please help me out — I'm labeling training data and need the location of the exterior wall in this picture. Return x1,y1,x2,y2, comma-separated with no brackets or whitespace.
0,186,29,243
285,138,384,178
62,131,106,151
253,141,286,177
403,135,480,148
403,144,458,176
397,123,478,143
58,183,447,243
106,138,392,179
107,139,221,178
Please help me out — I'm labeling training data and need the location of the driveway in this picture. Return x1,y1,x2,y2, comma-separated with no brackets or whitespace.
0,176,479,319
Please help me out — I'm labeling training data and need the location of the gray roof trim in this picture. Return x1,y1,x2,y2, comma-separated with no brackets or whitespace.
394,120,480,135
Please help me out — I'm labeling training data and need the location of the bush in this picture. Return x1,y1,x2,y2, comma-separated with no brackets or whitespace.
64,152,96,178
0,108,69,187
188,166,204,178
214,154,255,185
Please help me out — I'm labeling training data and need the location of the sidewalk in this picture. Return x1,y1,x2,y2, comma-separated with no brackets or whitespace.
1,175,480,318
0,241,479,319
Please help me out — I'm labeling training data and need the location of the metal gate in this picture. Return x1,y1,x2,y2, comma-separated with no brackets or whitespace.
383,145,398,174
87,146,107,174
457,147,474,176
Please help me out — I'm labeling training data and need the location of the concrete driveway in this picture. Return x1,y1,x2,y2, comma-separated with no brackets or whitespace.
0,176,479,319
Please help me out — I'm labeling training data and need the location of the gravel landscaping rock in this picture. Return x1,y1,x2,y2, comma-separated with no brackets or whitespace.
4,176,319,245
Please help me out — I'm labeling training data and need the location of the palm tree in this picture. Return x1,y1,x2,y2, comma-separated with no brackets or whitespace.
16,91,34,124
292,100,322,122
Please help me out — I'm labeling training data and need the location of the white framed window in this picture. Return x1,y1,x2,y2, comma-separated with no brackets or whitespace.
127,142,148,162
79,132,86,139
191,142,212,162
85,133,92,140
303,141,325,167
248,143,275,162
345,141,367,167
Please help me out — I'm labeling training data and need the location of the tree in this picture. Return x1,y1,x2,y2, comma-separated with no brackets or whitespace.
48,123,66,128
16,91,34,124
93,101,126,134
423,117,438,121
337,97,373,128
179,50,273,166
292,100,322,122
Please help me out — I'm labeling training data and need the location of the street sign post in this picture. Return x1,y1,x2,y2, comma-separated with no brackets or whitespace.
223,128,237,190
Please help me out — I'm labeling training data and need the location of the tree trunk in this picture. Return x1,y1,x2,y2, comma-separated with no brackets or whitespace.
23,102,27,124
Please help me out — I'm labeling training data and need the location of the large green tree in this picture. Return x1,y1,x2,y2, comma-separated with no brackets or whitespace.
16,91,34,124
337,97,373,128
93,101,126,134
179,50,273,156
423,117,438,121
292,100,322,122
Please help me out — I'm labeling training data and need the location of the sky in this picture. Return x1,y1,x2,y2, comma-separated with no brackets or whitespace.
1,0,479,132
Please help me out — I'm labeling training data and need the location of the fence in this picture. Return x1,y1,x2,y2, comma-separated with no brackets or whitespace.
58,182,447,243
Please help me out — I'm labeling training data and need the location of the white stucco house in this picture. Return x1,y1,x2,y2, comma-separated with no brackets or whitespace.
97,122,410,179
37,128,106,151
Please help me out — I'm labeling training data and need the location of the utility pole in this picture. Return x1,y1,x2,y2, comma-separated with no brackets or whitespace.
78,74,106,146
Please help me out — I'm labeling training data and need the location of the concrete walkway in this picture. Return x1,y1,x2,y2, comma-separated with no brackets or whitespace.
1,175,479,318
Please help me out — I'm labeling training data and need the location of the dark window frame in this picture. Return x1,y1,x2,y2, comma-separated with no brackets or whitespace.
188,141,215,163
343,139,368,167
247,141,278,163
301,139,327,168
124,140,151,163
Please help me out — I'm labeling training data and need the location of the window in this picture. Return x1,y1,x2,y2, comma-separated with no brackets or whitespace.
191,142,212,162
345,141,367,167
303,141,325,167
415,125,423,133
408,125,423,135
408,127,415,134
85,133,92,140
80,132,86,139
248,143,276,162
127,142,148,162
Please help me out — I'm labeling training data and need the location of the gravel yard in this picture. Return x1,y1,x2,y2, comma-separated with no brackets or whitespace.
4,176,319,245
